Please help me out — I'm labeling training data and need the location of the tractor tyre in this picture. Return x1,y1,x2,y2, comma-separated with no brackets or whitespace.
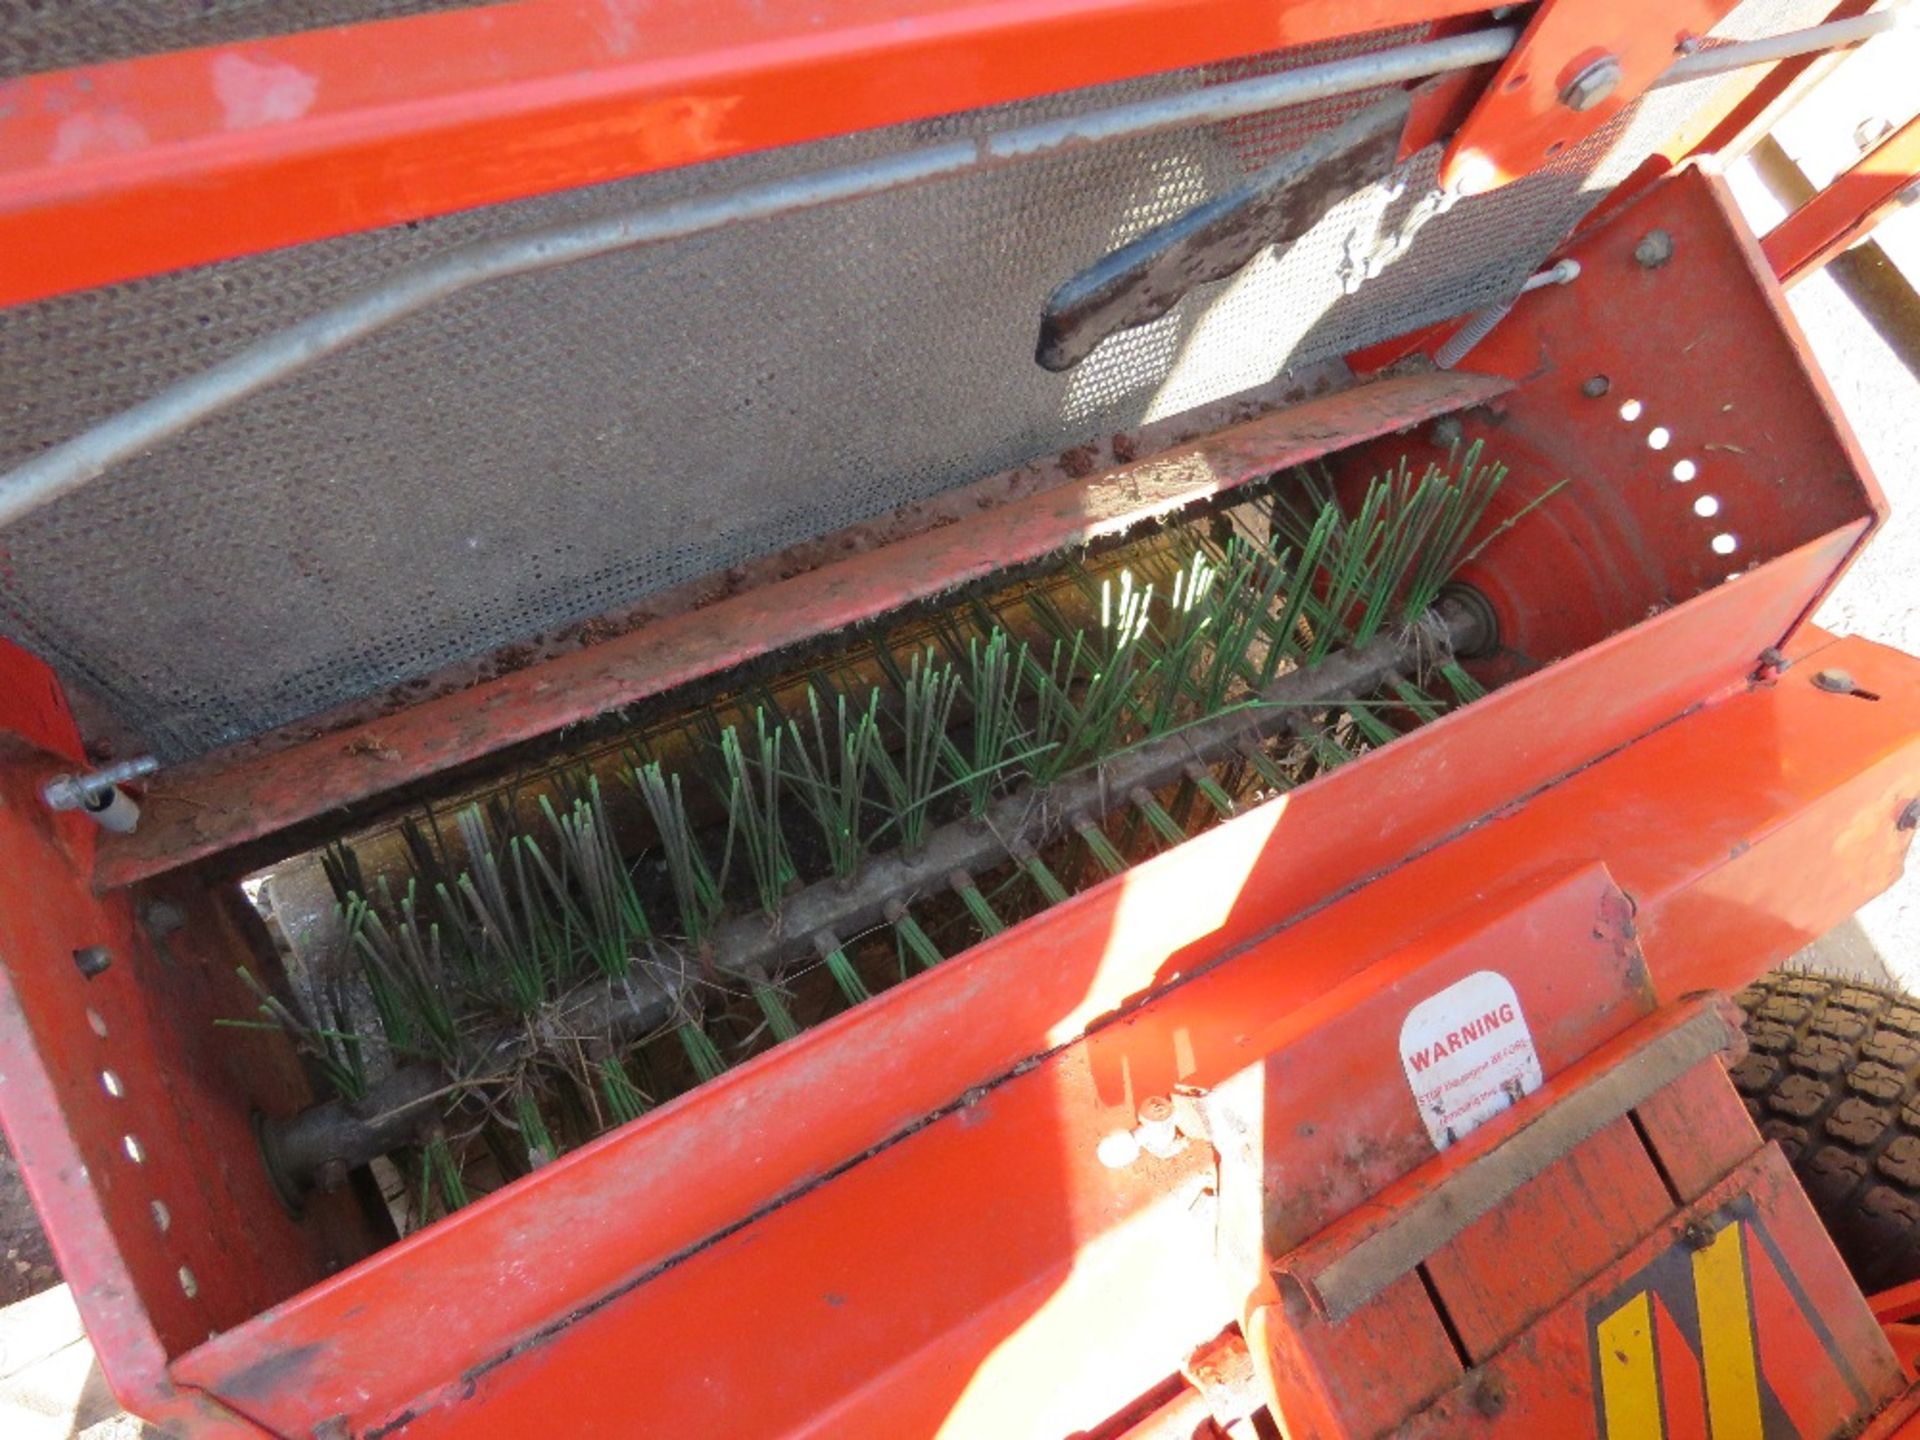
1732,969,1920,1293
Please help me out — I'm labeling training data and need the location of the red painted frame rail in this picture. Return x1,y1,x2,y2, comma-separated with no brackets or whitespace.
99,371,1506,887
1764,111,1920,285
0,0,1488,306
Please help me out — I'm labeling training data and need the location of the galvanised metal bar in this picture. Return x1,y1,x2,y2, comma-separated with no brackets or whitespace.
1661,5,1911,83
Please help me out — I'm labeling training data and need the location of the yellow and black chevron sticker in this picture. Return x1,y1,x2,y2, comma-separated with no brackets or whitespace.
1589,1209,1873,1439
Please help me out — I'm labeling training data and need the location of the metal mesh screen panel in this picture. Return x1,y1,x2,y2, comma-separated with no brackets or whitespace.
0,1,481,77
0,3,1817,759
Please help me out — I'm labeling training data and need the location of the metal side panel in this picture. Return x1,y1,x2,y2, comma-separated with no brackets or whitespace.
162,630,1920,1437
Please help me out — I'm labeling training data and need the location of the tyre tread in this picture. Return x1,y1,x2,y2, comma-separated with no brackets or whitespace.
1733,970,1920,1292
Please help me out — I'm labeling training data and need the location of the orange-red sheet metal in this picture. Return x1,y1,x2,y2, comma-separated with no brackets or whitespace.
1345,169,1886,625
99,371,1509,889
1660,0,1878,170
182,860,1649,1435
0,765,370,1430
1264,1144,1903,1439
168,622,1920,1435
0,638,83,764
1440,0,1737,193
1763,112,1920,285
1256,1018,1734,1440
0,0,1483,307
1440,169,1887,661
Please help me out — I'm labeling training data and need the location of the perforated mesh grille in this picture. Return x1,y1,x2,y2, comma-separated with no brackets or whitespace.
0,3,1817,758
0,1,479,76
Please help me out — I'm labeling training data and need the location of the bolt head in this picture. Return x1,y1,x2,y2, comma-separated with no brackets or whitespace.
1581,374,1611,398
1899,799,1919,833
1473,1376,1509,1417
143,900,187,935
1812,667,1858,694
1856,116,1895,155
41,775,85,811
1559,55,1622,113
1634,229,1675,269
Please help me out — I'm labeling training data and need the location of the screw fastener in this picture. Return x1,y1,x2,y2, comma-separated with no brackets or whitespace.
1813,668,1858,695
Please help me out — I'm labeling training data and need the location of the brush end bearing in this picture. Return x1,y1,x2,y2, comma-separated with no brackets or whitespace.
1436,582,1499,659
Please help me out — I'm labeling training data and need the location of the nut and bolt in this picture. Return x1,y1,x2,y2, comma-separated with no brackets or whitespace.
72,946,112,980
1099,1096,1186,1166
1559,55,1622,113
41,755,159,813
1137,1095,1183,1158
1634,229,1675,269
1856,116,1895,155
1813,667,1858,695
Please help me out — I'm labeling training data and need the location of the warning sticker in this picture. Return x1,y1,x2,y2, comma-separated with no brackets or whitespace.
1399,970,1542,1150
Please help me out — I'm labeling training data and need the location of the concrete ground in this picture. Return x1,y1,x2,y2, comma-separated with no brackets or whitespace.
1722,23,1920,989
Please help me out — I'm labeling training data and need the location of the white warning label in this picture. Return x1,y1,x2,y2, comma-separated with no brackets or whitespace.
1399,970,1542,1150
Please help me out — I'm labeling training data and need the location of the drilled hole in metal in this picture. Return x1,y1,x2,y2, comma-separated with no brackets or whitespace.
1693,494,1721,518
1647,425,1671,450
122,1135,146,1164
1619,399,1643,421
100,1070,124,1099
178,1266,198,1300
85,1008,107,1038
151,1200,171,1234
1711,532,1738,556
1671,458,1697,482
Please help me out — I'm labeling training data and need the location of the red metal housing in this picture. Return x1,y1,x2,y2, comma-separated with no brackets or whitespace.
0,5,1916,1437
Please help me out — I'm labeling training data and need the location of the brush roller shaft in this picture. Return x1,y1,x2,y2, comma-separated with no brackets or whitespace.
257,598,1482,1205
